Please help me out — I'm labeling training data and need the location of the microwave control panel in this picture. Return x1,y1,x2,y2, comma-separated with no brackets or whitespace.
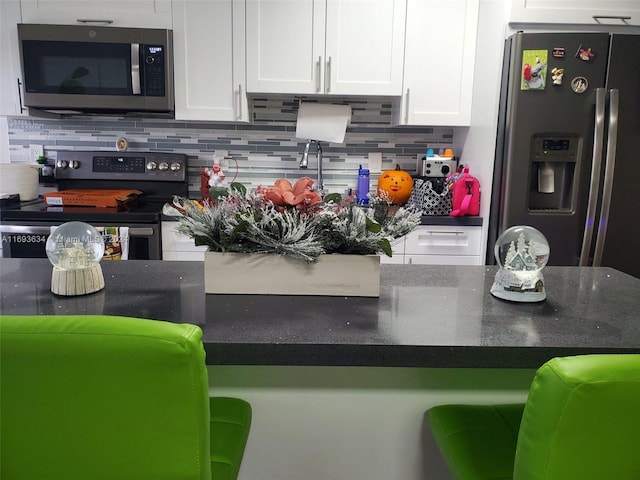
143,45,166,97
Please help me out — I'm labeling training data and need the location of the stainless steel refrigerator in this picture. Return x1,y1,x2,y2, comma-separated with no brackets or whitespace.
488,32,640,278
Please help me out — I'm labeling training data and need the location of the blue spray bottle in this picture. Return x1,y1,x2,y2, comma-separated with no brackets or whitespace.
357,165,370,205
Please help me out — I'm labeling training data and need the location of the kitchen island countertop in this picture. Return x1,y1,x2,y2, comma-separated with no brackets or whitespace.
1,258,638,368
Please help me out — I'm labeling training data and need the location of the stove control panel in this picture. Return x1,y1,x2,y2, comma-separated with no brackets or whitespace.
53,151,187,182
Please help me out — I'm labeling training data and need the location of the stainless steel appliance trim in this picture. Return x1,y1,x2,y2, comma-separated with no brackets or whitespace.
579,87,606,266
237,84,243,120
593,89,619,266
131,43,141,95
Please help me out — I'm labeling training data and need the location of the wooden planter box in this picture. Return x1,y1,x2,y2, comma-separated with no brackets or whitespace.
204,252,380,297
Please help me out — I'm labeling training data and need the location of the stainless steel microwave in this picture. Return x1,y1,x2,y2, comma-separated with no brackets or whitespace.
17,24,174,115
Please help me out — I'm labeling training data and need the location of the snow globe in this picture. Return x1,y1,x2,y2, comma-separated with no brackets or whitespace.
490,225,550,302
46,221,105,296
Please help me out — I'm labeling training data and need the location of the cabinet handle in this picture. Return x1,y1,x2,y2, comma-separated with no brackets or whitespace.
16,78,25,114
404,88,410,124
76,18,114,24
316,57,322,93
325,56,332,93
237,84,243,120
592,15,631,23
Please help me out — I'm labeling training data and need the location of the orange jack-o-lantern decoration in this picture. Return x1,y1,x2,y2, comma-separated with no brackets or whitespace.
377,164,413,204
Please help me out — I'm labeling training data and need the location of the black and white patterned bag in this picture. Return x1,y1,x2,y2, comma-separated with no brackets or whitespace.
408,178,452,216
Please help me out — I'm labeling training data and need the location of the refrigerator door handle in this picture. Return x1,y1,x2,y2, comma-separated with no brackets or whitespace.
579,88,607,266
593,89,619,266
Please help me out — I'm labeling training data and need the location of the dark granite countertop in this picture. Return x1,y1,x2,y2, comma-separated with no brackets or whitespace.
1,259,638,368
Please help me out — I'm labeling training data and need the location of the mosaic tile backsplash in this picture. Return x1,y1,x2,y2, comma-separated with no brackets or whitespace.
7,97,454,198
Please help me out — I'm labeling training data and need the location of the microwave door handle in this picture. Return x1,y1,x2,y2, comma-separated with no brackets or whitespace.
131,44,141,95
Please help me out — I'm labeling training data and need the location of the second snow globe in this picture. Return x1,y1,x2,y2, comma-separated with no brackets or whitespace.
490,225,549,302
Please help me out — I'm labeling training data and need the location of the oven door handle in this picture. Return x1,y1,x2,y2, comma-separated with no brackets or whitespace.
0,226,52,234
0,226,155,237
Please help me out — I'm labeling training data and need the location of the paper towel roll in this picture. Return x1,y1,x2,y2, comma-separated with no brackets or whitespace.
295,103,351,143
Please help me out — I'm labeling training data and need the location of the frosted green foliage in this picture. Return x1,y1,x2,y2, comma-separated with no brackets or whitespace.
163,185,421,263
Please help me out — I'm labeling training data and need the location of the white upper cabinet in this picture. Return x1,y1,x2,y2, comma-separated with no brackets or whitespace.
20,0,173,29
396,0,479,126
246,0,407,96
172,0,248,122
509,1,640,26
1,0,28,116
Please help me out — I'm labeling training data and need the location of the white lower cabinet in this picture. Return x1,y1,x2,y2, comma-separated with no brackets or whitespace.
403,225,482,265
380,237,405,265
161,221,207,261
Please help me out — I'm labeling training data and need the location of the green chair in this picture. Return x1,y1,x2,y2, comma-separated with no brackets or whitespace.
0,315,252,480
427,354,640,480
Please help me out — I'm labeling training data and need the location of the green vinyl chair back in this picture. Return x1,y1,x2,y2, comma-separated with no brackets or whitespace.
1,315,233,480
428,354,640,480
514,354,640,480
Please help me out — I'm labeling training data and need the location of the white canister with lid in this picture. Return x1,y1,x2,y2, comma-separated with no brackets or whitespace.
0,163,40,201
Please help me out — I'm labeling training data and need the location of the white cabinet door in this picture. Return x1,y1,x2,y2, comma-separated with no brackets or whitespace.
246,0,406,95
509,1,640,26
173,0,248,122
0,0,27,116
324,0,406,95
20,0,173,28
246,0,325,94
397,0,479,126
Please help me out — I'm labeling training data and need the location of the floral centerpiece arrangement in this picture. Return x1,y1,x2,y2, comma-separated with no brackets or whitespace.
163,177,421,263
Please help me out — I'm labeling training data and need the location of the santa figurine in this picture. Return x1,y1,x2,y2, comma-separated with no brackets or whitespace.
200,160,226,201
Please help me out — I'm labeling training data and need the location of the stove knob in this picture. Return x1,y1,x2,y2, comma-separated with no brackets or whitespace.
56,160,68,169
158,162,169,171
147,161,158,171
169,162,182,172
69,160,80,169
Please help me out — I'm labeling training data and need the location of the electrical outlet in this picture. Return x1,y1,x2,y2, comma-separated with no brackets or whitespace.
30,144,44,162
368,152,382,173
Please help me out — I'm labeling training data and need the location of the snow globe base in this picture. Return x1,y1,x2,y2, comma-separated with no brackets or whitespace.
490,268,546,302
51,264,105,296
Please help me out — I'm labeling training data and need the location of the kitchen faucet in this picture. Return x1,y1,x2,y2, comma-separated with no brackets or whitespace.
299,139,324,196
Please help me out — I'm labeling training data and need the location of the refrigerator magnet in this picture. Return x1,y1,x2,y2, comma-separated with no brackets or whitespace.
521,50,548,90
570,76,588,94
551,68,564,86
552,47,565,58
576,45,595,62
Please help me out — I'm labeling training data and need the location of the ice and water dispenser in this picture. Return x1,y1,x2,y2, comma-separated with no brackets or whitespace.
528,134,580,212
